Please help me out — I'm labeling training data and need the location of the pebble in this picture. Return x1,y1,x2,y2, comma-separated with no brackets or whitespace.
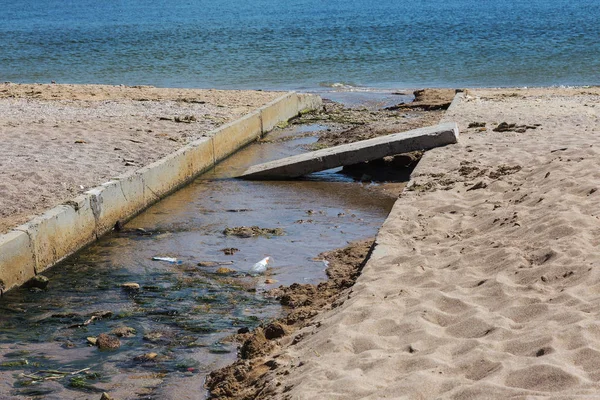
121,282,140,291
134,352,158,362
96,333,121,350
111,326,136,337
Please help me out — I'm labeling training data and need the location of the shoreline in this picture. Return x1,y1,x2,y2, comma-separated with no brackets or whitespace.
205,86,600,399
4,79,599,93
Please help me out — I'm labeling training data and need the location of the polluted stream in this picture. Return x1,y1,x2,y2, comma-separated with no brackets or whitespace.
0,97,401,399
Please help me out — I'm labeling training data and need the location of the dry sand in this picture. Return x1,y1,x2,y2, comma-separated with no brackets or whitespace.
217,87,600,399
0,83,280,234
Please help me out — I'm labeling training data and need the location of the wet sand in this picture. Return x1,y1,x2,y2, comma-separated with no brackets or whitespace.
0,83,281,234
207,87,600,399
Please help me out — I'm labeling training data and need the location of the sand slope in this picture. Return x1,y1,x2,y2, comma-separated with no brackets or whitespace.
264,88,600,399
0,83,279,233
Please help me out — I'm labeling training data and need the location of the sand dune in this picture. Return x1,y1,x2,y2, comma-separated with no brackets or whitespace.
257,87,600,398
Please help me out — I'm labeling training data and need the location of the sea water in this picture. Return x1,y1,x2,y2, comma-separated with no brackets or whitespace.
1,0,598,90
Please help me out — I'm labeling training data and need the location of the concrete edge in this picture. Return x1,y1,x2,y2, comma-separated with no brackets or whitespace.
440,92,465,123
405,95,463,189
240,122,459,179
371,94,465,262
0,92,323,293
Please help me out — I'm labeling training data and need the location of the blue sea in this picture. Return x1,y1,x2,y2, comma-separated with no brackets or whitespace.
1,0,598,91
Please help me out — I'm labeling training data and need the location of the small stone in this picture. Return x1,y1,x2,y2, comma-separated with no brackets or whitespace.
198,261,219,267
143,331,164,342
24,275,49,289
215,267,235,275
264,322,287,340
87,337,98,346
468,122,486,128
121,282,140,292
91,310,113,319
221,247,240,255
265,279,277,284
100,393,114,400
96,333,121,350
493,122,513,132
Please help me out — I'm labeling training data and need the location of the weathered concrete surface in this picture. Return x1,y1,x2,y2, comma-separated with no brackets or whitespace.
240,122,459,180
0,231,35,292
0,92,323,293
14,194,97,274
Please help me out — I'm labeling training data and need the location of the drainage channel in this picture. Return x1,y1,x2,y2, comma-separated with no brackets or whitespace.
0,117,395,399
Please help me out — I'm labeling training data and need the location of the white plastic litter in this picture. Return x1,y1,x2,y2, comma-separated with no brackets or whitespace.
152,256,178,263
249,256,272,276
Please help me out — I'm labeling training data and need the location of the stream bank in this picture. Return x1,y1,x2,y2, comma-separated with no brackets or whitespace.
204,88,456,399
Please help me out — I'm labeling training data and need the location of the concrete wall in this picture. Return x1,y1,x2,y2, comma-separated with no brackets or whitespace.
0,92,322,293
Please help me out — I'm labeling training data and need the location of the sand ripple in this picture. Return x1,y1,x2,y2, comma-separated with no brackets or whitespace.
269,88,600,399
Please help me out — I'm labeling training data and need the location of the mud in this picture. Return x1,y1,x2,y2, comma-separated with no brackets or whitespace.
205,239,374,399
295,88,456,148
385,88,456,111
223,227,285,238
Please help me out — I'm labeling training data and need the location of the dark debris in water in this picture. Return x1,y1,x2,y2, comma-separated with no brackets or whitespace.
223,226,284,238
220,247,240,255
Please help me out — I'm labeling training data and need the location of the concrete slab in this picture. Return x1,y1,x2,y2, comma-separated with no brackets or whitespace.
239,122,459,179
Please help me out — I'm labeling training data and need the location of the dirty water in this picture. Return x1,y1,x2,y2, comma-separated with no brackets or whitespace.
0,115,398,399
317,89,413,111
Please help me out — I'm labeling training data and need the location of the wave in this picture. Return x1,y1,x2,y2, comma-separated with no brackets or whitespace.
318,82,361,90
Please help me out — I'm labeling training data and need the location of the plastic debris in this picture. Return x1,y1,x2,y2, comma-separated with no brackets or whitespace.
152,256,178,263
249,257,272,276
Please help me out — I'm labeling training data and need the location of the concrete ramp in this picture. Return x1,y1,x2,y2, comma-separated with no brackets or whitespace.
239,122,459,180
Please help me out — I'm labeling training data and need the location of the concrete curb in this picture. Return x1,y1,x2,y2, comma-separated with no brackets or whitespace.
0,92,322,293
441,91,465,123
374,93,464,261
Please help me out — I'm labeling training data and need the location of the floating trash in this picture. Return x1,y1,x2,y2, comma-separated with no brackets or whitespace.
152,256,178,263
249,257,272,276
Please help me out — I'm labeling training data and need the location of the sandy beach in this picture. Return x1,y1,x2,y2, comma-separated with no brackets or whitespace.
3,84,600,398
0,83,280,234
208,87,600,399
